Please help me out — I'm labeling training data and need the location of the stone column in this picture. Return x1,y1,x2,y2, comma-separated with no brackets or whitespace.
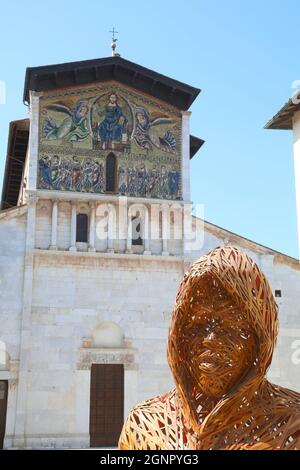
118,196,128,253
162,204,169,256
88,202,96,252
181,111,191,202
126,210,132,254
183,202,192,255
27,92,40,191
143,206,151,255
69,202,77,252
107,203,115,253
49,200,58,250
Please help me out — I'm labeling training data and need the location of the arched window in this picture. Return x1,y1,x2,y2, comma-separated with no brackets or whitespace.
132,215,143,246
106,153,117,193
76,213,88,243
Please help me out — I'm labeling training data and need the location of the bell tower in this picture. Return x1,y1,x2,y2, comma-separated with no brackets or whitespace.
21,55,203,256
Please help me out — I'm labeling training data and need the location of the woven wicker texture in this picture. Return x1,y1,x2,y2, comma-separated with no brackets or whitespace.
119,246,300,450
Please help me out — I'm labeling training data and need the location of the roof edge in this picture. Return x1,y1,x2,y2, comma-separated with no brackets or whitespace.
1,119,29,211
23,56,201,110
190,135,205,159
194,216,300,267
0,203,27,220
265,96,300,130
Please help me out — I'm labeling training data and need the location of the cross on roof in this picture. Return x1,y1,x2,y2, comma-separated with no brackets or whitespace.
110,28,119,56
110,27,118,42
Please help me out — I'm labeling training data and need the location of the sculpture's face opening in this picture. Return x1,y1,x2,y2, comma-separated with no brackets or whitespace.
188,310,256,398
176,274,257,400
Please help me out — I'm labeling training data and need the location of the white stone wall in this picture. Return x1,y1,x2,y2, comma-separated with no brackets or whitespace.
1,203,300,448
57,202,71,251
0,208,26,447
35,201,51,249
26,252,181,447
22,220,300,447
0,209,26,361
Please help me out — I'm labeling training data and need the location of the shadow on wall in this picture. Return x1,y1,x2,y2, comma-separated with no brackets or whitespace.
0,341,10,371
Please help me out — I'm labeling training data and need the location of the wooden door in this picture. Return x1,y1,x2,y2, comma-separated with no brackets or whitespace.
0,381,8,449
90,364,124,447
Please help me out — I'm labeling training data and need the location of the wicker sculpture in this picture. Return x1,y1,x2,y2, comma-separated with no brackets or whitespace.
119,246,300,450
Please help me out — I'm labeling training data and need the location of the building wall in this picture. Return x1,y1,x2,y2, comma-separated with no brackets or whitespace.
1,204,300,448
26,251,182,447
293,109,300,258
262,255,300,388
35,201,51,249
0,209,26,447
0,209,26,361
35,198,184,256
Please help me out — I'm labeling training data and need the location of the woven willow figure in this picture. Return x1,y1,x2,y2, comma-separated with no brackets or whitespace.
119,246,300,450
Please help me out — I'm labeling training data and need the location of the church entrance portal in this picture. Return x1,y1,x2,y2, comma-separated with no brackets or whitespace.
0,381,8,449
89,364,124,447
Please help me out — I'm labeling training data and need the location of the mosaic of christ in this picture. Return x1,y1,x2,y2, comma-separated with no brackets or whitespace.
41,89,179,155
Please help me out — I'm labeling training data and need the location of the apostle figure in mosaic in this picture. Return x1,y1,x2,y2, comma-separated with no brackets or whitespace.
136,164,148,198
39,156,52,187
168,170,180,199
160,165,169,199
127,167,137,197
147,166,160,198
71,157,82,191
119,246,300,450
118,165,127,195
49,155,61,189
92,161,104,194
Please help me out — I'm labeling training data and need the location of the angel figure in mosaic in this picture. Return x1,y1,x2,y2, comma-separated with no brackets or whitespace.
43,99,90,142
119,246,300,450
133,106,176,153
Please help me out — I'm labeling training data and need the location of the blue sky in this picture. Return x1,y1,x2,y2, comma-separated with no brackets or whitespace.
0,0,298,257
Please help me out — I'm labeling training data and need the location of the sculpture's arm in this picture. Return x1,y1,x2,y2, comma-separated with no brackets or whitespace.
288,432,300,450
283,414,300,450
118,412,139,450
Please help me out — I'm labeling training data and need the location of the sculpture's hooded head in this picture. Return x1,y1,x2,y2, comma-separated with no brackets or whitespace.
167,246,279,443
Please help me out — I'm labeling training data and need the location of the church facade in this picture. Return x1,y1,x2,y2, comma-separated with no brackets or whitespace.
0,55,300,449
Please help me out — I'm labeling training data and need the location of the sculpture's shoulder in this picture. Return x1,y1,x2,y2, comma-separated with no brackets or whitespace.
271,382,300,412
118,389,179,450
267,382,300,449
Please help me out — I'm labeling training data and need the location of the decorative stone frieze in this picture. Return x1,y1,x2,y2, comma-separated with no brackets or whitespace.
77,347,137,371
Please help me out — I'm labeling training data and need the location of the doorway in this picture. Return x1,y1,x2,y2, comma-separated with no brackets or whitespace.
89,364,124,447
0,381,8,449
